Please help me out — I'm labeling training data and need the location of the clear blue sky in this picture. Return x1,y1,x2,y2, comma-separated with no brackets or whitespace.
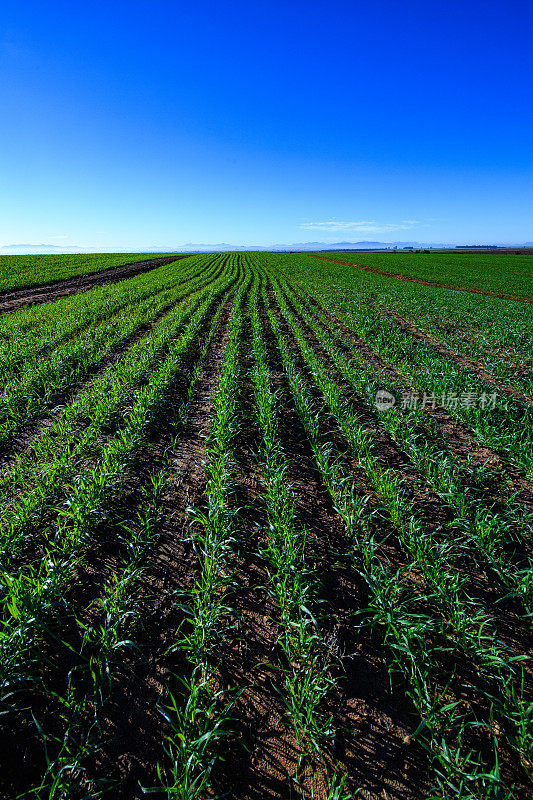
1,0,532,249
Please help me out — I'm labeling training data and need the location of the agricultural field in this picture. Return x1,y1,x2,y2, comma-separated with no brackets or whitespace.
0,252,176,294
0,251,532,799
313,251,533,300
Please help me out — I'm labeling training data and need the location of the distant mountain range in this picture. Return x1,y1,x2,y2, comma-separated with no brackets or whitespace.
2,241,532,255
169,240,533,251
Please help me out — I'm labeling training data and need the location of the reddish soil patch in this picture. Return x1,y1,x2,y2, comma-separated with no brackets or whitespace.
0,255,189,314
310,255,533,304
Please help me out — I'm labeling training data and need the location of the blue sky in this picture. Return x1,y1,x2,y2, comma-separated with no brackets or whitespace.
1,0,532,250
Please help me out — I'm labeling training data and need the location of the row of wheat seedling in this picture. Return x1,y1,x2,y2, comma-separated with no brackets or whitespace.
248,271,352,798
262,280,526,799
272,276,533,782
31,281,235,799
279,276,533,623
33,469,169,799
0,255,225,447
0,275,239,741
155,268,249,799
0,263,240,565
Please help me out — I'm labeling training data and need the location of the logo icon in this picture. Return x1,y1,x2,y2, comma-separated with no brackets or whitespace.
374,389,396,411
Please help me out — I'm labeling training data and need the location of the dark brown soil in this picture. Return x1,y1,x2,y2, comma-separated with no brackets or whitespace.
310,254,533,303
0,255,189,314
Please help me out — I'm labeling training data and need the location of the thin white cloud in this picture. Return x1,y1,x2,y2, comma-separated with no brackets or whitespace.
299,220,420,234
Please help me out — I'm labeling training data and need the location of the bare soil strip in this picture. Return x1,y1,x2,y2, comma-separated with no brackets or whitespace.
0,255,188,314
310,254,533,303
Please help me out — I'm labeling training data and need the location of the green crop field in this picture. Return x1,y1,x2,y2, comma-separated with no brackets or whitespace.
0,252,174,294
0,252,531,800
314,250,533,299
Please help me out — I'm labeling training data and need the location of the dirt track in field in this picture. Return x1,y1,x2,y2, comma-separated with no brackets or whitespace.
310,255,533,303
0,255,188,314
